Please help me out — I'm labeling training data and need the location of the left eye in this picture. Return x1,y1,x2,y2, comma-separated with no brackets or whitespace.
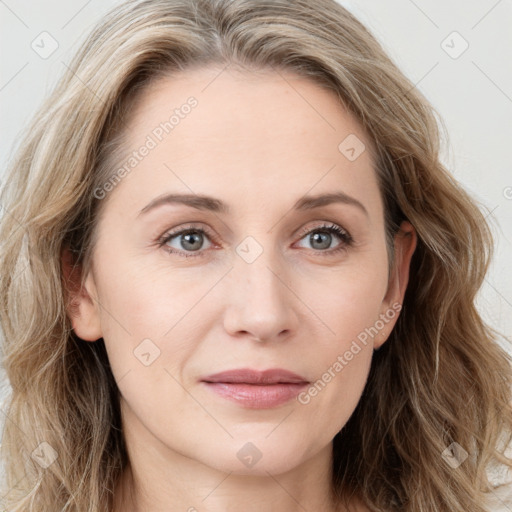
295,223,352,251
158,222,353,258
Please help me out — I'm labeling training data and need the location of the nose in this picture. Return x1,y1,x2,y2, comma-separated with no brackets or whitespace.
222,245,299,343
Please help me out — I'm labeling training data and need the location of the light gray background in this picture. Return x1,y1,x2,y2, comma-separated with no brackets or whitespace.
1,0,511,508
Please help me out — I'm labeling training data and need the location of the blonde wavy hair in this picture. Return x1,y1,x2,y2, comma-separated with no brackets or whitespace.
1,0,511,510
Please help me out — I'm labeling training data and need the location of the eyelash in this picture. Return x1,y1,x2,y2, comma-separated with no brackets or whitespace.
156,222,354,259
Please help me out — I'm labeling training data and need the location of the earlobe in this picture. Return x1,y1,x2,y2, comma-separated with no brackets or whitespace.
375,220,417,349
61,246,103,342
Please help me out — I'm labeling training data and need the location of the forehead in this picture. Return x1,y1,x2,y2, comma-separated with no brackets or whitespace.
126,66,366,153
106,66,382,221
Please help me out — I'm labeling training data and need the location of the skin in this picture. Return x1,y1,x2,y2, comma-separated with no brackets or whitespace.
64,65,417,512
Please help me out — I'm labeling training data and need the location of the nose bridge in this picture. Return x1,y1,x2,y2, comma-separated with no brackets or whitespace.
239,244,284,301
222,234,297,340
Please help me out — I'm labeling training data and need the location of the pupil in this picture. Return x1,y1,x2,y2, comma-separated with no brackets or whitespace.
311,232,331,250
182,232,202,251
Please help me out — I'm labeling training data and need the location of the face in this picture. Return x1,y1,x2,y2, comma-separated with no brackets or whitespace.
66,66,416,478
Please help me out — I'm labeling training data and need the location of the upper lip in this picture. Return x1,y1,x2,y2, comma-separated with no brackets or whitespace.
201,368,309,385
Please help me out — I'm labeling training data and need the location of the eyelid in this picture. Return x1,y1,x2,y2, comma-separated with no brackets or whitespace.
157,222,219,248
295,221,350,239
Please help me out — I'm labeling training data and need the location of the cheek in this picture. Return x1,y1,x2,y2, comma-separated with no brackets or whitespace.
94,256,218,391
303,256,388,348
295,261,387,416
94,247,212,337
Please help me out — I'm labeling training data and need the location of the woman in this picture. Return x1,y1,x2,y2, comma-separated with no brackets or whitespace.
0,0,511,510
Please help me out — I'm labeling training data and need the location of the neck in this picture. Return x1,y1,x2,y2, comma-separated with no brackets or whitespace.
114,448,345,512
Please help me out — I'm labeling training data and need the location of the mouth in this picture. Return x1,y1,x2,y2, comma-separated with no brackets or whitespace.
200,368,310,409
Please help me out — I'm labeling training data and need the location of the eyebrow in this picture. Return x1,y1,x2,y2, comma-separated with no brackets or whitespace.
137,191,369,217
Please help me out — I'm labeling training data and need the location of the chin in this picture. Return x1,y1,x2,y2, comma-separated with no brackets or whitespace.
191,435,314,476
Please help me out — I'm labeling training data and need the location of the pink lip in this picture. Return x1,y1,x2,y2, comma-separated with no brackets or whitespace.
200,368,309,409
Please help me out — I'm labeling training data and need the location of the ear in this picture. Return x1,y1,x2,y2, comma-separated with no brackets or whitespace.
61,246,103,342
375,220,417,349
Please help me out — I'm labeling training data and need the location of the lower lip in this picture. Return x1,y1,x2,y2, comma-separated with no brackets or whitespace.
202,382,309,409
